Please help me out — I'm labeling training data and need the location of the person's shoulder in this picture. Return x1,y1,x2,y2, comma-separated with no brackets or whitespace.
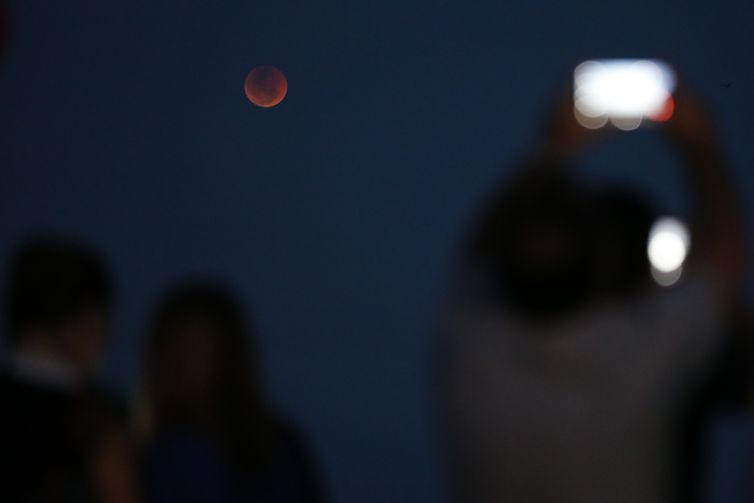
0,369,74,447
0,368,70,404
270,416,324,470
266,417,327,501
274,417,309,451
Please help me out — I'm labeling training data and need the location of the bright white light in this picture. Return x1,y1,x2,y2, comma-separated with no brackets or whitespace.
647,217,690,274
574,59,675,127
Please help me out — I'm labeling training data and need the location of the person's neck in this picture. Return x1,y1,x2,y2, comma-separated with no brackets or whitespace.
11,338,81,391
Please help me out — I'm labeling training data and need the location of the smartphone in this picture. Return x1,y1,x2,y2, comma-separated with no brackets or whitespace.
573,59,676,130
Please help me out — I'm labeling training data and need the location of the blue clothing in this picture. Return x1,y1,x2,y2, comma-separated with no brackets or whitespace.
144,426,324,503
144,431,235,503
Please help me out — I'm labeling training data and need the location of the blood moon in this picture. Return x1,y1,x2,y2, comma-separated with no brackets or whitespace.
244,66,287,108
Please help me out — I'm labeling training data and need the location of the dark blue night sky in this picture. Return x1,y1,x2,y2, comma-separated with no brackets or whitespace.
1,0,753,501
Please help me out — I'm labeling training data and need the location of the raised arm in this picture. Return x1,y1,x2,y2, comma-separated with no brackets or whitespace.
665,87,746,298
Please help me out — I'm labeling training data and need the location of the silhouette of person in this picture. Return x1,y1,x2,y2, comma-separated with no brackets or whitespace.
0,238,140,503
0,0,7,59
440,82,745,503
139,280,325,503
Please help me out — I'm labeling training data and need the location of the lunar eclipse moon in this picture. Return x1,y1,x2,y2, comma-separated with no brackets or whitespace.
244,65,288,108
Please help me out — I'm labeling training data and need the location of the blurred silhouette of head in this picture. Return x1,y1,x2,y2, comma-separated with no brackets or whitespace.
472,157,659,318
587,188,656,296
145,280,275,470
476,163,593,319
5,238,112,376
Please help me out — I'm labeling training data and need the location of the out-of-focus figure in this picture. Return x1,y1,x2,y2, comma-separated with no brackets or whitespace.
0,0,8,59
139,281,325,503
440,82,746,503
0,238,140,503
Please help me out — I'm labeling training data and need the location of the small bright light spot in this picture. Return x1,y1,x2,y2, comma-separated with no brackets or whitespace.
574,59,675,129
648,217,690,277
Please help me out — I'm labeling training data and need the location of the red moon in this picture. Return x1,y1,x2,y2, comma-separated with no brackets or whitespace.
244,66,287,108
